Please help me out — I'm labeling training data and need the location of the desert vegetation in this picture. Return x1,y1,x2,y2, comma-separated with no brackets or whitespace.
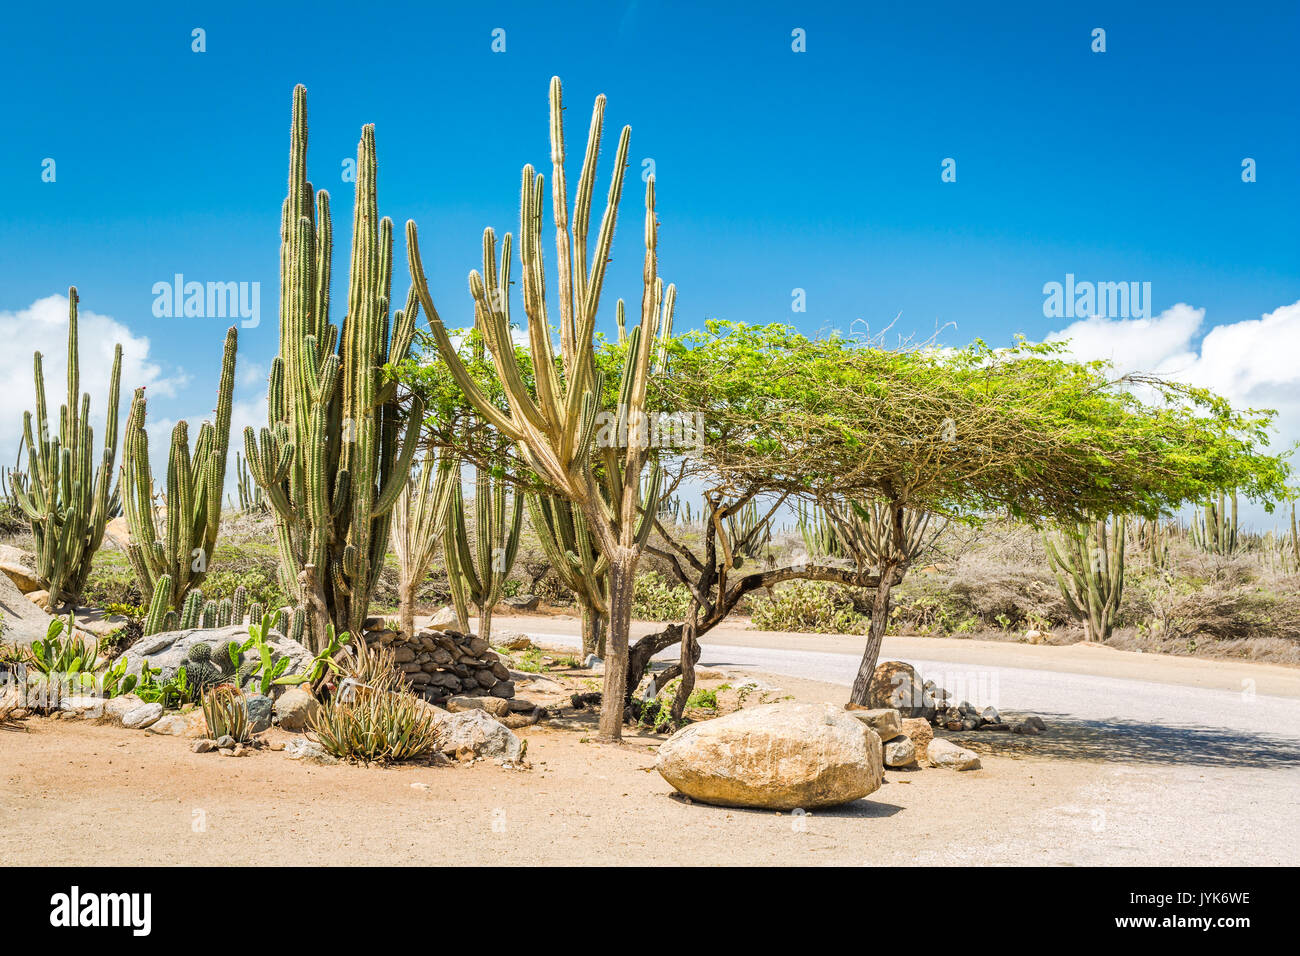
0,78,1294,779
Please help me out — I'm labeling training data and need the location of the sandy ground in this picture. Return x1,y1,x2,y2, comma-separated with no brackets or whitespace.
3,616,1298,866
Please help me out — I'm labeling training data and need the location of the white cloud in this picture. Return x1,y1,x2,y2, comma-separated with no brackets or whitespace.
1045,299,1300,528
0,293,186,462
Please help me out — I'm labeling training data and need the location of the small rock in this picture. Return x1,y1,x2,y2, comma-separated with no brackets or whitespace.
147,714,191,736
500,633,532,651
446,695,510,718
502,594,539,611
427,606,459,630
245,695,273,733
25,589,52,610
845,706,901,741
284,737,338,765
437,709,525,762
899,717,933,755
980,706,1001,724
882,734,917,768
927,738,982,771
274,687,319,731
192,739,216,753
216,735,236,750
121,702,164,730
583,654,604,672
1014,715,1047,735
0,560,43,594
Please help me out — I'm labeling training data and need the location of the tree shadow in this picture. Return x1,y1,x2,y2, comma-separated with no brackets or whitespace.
949,713,1300,769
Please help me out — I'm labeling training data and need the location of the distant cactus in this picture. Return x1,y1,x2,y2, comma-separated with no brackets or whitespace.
1045,517,1126,643
232,587,247,625
390,454,456,640
122,326,236,620
11,288,122,607
233,451,266,514
444,464,523,645
1191,490,1239,555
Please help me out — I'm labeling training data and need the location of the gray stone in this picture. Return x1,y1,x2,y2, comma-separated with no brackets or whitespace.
1014,714,1047,735
216,735,236,749
426,606,458,630
980,706,1001,724
245,694,273,733
122,702,164,730
111,624,313,684
284,738,333,762
502,594,539,611
147,713,191,736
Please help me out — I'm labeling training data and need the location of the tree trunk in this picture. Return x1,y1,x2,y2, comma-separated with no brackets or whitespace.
580,604,598,659
669,622,700,721
848,565,897,706
298,563,332,654
398,581,416,642
598,557,636,741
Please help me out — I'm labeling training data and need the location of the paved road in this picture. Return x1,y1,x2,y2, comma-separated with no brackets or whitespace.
487,614,1300,864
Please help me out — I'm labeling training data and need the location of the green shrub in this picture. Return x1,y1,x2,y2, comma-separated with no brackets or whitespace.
199,568,286,614
632,571,693,622
749,580,866,634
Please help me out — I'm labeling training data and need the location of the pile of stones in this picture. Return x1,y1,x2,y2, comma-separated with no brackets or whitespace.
360,619,515,704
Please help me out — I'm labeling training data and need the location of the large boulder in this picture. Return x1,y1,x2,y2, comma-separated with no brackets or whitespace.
868,661,925,716
656,702,883,810
111,624,314,683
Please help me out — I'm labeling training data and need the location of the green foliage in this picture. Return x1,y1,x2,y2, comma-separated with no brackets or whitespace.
199,568,285,619
749,581,866,634
28,613,101,681
642,320,1290,521
631,571,693,622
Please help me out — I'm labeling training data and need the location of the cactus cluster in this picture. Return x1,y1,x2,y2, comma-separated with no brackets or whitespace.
241,85,422,651
233,451,266,514
444,463,522,644
1191,490,1239,555
184,640,254,693
1045,517,1127,643
122,327,237,618
11,288,122,607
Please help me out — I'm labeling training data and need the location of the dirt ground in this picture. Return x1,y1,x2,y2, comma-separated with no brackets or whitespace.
7,657,1285,867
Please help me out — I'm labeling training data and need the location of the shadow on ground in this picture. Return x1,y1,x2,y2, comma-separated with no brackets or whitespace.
951,712,1300,768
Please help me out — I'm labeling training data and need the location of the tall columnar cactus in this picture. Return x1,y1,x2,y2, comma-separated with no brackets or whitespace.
12,288,122,608
389,453,455,640
143,573,173,636
408,78,675,739
242,85,423,651
1191,490,1239,555
528,489,609,657
443,463,523,645
1045,516,1127,643
122,326,237,617
796,501,842,560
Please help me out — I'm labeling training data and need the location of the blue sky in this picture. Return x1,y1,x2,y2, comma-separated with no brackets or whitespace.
1,1,1298,519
